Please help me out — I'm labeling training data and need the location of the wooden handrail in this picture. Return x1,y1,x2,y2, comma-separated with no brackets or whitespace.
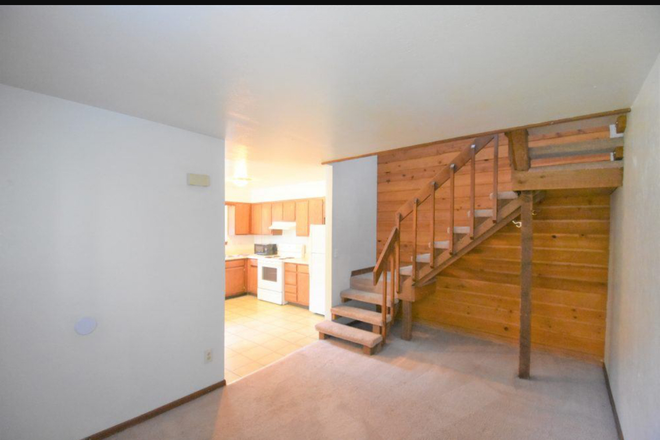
395,135,497,222
373,226,398,285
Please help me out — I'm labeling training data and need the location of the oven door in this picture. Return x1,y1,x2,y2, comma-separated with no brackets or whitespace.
258,260,282,292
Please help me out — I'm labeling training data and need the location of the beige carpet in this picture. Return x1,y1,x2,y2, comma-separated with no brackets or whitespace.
108,324,618,440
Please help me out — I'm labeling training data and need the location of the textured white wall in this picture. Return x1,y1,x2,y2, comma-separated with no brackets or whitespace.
327,156,377,312
0,85,226,440
605,52,660,440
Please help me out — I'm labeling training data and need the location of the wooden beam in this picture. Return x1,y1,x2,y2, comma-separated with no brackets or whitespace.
512,163,623,191
616,114,627,134
614,146,624,161
506,129,530,171
529,138,623,160
519,191,533,379
322,108,630,165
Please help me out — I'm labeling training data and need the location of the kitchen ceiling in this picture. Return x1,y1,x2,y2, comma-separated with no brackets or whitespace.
1,6,659,188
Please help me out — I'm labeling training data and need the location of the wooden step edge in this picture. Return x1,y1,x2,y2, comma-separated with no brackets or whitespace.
315,321,383,350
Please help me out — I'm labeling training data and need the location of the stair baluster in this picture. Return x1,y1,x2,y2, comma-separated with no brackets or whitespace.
492,134,499,222
429,182,436,269
449,164,456,254
381,257,388,341
412,198,418,281
470,145,476,238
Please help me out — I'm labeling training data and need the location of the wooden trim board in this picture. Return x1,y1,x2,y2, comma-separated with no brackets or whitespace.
603,365,625,440
83,380,227,440
322,108,630,165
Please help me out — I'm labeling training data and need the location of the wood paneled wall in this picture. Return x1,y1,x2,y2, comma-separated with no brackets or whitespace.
376,125,613,360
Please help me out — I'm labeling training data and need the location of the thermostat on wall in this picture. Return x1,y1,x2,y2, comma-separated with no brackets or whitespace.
187,173,211,187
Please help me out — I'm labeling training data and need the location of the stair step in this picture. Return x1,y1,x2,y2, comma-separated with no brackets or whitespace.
331,304,392,326
469,209,493,218
400,265,412,276
315,320,383,348
433,240,450,249
490,191,518,200
416,253,431,263
341,288,398,306
450,226,471,234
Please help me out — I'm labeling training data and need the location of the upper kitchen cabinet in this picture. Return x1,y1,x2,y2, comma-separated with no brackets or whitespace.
283,201,296,222
272,202,283,222
233,203,251,235
250,204,262,235
295,200,309,236
309,198,324,225
261,203,281,236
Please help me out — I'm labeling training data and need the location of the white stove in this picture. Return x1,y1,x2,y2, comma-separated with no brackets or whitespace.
257,244,305,305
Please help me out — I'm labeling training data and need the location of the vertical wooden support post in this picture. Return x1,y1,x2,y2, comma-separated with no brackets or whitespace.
519,191,533,379
469,145,476,238
429,182,436,268
390,255,395,318
382,258,388,342
492,135,499,222
402,300,413,341
395,216,401,294
412,199,418,280
449,164,456,254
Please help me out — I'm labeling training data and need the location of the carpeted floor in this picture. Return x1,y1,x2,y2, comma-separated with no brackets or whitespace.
108,324,618,440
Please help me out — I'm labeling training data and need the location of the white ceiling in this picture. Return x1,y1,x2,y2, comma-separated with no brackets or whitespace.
1,6,660,188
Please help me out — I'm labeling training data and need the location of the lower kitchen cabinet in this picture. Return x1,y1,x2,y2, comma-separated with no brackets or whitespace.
247,259,258,294
284,263,309,306
225,259,246,298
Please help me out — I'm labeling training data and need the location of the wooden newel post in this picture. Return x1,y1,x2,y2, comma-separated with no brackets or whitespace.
519,191,533,379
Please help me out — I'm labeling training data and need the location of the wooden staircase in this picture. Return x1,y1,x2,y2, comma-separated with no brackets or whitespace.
316,122,625,356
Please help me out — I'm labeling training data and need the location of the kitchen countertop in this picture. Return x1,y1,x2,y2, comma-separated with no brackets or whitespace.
225,254,309,265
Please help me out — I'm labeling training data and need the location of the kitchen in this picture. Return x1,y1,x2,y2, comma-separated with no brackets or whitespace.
224,193,327,383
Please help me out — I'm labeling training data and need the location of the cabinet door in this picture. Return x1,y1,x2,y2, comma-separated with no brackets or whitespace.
251,204,262,235
295,200,309,236
283,201,296,222
272,202,283,222
309,199,324,225
234,203,251,235
225,263,245,298
296,271,310,306
261,203,272,235
247,261,258,294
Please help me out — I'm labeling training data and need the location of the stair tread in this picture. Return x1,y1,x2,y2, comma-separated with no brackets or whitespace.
400,265,412,276
470,209,493,217
315,320,383,348
416,253,431,263
433,240,449,249
341,288,398,306
453,226,471,234
331,304,393,326
491,191,518,200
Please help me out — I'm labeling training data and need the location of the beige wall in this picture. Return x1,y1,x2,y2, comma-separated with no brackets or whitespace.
606,52,660,439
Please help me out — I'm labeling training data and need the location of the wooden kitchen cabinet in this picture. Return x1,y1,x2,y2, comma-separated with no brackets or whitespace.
225,259,246,298
283,201,296,222
246,259,258,294
233,203,251,235
251,204,262,235
272,202,283,222
284,263,309,306
309,198,324,225
260,203,281,236
295,200,309,236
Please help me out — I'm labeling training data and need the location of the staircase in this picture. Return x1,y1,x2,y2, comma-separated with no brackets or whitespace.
316,134,532,353
315,127,622,355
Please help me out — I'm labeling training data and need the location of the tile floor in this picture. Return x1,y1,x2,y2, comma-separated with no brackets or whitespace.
224,294,325,383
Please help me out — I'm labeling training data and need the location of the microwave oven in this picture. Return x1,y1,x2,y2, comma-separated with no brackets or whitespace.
254,243,277,256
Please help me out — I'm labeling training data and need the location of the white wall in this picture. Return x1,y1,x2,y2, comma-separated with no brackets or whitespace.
0,85,226,440
605,52,660,440
327,156,377,314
